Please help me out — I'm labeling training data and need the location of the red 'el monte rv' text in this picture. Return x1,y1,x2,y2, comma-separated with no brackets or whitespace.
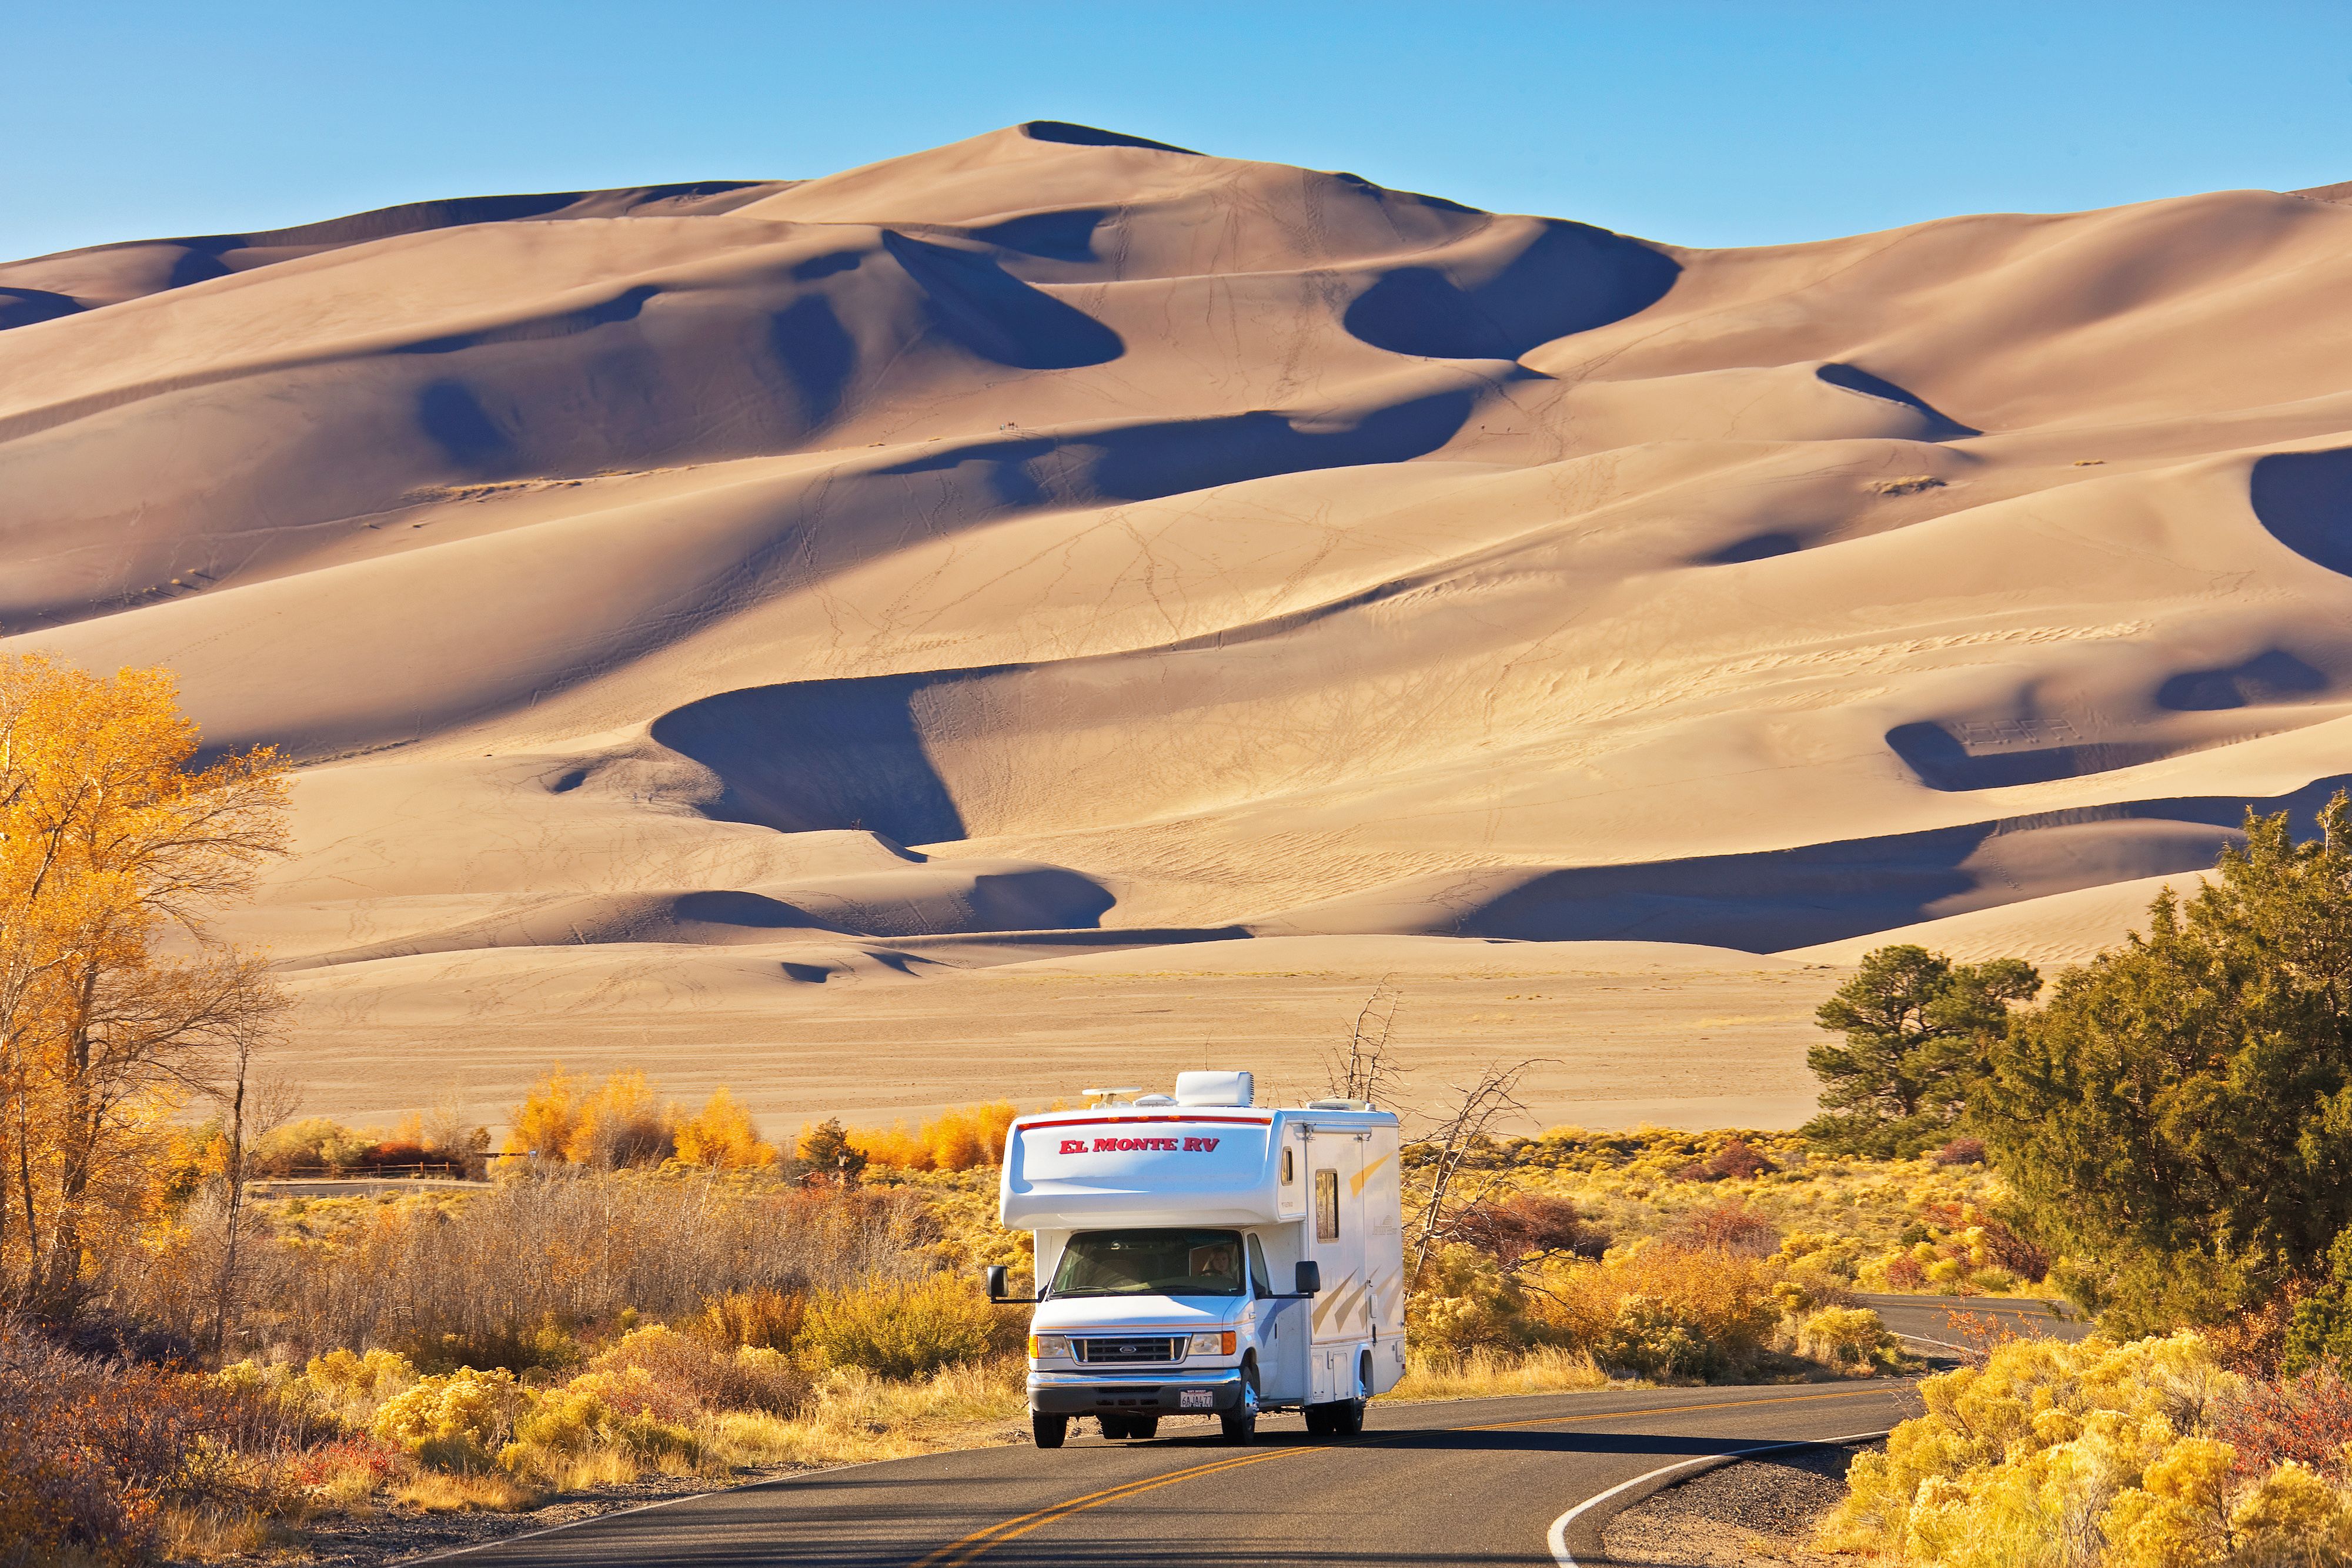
1057,1136,1222,1154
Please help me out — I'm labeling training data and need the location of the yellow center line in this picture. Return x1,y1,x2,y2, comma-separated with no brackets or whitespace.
911,1385,1905,1566
909,1449,1324,1568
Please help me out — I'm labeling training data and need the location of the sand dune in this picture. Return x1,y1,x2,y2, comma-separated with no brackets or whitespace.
8,122,2350,1128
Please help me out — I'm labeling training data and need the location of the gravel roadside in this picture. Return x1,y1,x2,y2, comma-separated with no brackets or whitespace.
1599,1439,1881,1568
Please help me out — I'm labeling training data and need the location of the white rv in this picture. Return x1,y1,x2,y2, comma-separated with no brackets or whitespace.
987,1070,1405,1447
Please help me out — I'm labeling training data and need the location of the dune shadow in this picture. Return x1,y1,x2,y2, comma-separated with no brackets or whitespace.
672,890,824,930
1883,721,2176,791
1697,530,1806,565
2252,447,2352,576
1396,781,2352,950
874,389,1477,507
970,208,1109,262
397,285,660,357
650,673,975,845
1343,219,1679,361
0,286,81,330
416,379,511,470
2156,649,2329,711
1816,363,1979,439
1018,121,1201,155
881,230,1122,369
768,295,858,427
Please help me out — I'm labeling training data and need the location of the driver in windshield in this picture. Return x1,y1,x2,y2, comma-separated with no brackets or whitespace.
1190,1241,1238,1282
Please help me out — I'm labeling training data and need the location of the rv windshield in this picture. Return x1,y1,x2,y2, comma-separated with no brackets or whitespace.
1050,1229,1247,1298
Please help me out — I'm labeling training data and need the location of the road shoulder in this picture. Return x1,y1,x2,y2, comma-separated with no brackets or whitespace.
1598,1439,1882,1568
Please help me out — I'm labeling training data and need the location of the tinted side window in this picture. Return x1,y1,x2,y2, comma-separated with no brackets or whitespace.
1315,1168,1339,1241
1247,1236,1272,1296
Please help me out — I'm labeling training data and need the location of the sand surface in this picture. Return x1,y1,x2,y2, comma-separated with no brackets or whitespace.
6,122,2347,1132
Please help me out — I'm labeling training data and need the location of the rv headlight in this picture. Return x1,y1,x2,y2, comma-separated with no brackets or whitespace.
1187,1331,1237,1357
1028,1334,1070,1360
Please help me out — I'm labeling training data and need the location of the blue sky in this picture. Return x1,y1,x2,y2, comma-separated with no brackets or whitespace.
8,2,2350,260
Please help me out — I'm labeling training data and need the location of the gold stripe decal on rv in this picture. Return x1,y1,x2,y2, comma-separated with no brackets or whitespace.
1350,1152,1391,1197
1312,1276,1368,1333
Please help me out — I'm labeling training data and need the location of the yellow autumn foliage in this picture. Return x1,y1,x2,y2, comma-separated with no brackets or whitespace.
1815,1332,2352,1568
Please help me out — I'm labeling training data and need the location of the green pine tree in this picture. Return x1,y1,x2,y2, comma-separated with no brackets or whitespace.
1801,944,2039,1158
1979,793,2352,1332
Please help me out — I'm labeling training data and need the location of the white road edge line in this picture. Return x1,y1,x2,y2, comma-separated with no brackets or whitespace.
1545,1429,1892,1567
397,1490,716,1564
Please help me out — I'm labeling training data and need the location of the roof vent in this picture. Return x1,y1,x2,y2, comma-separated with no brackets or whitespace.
1173,1071,1252,1107
1082,1086,1144,1106
1132,1093,1177,1106
1307,1098,1373,1112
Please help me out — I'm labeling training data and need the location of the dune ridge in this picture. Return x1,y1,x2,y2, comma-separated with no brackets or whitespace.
7,122,2350,1126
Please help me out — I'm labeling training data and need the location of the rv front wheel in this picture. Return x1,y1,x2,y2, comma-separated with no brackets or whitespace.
1031,1412,1068,1449
1220,1365,1259,1444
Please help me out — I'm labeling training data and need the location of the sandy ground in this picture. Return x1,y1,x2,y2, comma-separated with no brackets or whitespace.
8,124,2348,1130
285,937,1829,1134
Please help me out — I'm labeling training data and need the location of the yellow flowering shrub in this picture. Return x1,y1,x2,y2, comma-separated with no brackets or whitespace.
1822,1333,2250,1568
500,1367,697,1481
370,1367,525,1469
1795,1305,1900,1370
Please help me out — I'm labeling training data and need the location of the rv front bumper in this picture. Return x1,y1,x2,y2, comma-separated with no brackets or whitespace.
1027,1366,1245,1416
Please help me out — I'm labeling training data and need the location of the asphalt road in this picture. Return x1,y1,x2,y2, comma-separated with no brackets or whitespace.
423,1382,1919,1568
1856,1292,2093,1355
418,1296,2086,1567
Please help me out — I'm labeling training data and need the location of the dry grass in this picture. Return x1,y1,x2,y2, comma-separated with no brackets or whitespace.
1388,1345,1615,1402
1868,474,1946,496
740,1359,1030,1466
391,1468,539,1512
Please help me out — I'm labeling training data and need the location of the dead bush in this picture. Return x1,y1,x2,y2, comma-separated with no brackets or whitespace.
1665,1199,1782,1258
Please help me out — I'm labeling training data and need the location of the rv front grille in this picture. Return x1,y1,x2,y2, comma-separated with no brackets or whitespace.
1073,1337,1180,1365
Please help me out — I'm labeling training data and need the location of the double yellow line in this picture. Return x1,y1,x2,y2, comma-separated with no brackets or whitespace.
909,1446,1321,1567
911,1385,1896,1566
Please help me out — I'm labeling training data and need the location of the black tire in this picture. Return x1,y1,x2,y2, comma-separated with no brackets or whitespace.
1221,1364,1259,1443
1334,1352,1370,1435
1303,1404,1332,1435
1097,1413,1130,1440
1032,1412,1068,1449
1127,1415,1159,1440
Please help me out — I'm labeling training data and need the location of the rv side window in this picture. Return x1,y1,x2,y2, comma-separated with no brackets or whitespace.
1315,1168,1339,1241
1247,1236,1272,1297
1282,1147,1294,1185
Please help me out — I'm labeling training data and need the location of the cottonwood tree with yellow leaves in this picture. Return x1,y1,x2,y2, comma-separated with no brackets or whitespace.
0,653,290,1323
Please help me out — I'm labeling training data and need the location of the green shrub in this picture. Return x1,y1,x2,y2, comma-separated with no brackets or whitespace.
1595,1293,1722,1378
798,1275,1007,1380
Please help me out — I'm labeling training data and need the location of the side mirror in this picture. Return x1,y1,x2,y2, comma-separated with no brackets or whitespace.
1294,1261,1322,1296
985,1265,1008,1302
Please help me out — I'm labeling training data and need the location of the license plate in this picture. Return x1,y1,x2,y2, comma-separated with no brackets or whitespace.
1180,1390,1214,1410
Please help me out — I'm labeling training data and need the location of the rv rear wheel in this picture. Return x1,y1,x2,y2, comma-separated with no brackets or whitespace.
1031,1412,1068,1449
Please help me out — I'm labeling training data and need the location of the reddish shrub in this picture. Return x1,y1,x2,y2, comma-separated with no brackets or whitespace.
1449,1193,1612,1271
1706,1139,1779,1180
1883,1253,1927,1290
0,1318,299,1564
287,1435,403,1490
1973,1217,2050,1283
1928,1137,1987,1166
2219,1366,2352,1479
1673,1139,1780,1182
1936,1308,2029,1366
